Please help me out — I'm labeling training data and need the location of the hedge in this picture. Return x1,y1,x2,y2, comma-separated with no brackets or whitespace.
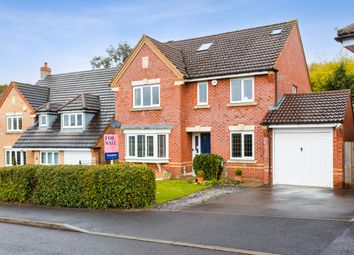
0,163,156,209
0,165,36,202
193,153,224,180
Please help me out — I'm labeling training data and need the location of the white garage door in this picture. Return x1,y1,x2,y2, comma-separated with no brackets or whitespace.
273,128,333,188
64,151,92,165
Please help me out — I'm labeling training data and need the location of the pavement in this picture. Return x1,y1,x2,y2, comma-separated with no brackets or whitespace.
0,185,353,255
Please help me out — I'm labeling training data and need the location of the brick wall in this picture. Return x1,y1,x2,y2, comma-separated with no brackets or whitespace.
0,86,35,166
275,23,312,98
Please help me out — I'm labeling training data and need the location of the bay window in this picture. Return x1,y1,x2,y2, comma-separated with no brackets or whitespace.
230,131,254,160
125,132,169,162
133,84,160,108
230,77,254,103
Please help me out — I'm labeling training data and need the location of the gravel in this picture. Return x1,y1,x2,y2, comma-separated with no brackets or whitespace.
155,185,249,211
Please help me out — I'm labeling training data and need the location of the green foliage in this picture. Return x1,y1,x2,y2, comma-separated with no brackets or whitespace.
196,170,205,177
309,56,354,100
0,85,8,94
235,168,242,176
0,166,36,202
12,156,17,166
90,42,132,69
0,164,155,209
193,153,224,180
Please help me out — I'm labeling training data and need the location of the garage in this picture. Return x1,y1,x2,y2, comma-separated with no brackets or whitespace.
64,150,92,165
273,128,333,187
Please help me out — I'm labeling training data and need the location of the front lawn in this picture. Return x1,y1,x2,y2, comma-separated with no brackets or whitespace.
156,180,209,204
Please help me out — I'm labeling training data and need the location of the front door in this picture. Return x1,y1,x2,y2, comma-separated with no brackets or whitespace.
192,133,211,159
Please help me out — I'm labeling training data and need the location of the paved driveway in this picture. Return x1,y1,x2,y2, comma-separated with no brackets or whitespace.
183,185,354,220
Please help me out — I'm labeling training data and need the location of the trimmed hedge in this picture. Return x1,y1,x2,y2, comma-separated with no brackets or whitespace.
0,166,36,202
193,153,224,180
0,163,156,209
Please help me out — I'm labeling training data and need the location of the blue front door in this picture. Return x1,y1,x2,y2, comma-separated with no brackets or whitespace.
200,133,211,154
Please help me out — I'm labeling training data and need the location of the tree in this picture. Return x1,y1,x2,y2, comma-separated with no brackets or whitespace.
309,56,354,101
0,84,8,93
90,42,132,69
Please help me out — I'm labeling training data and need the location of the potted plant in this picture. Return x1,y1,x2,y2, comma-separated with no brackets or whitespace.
196,170,205,184
163,169,172,180
234,168,243,182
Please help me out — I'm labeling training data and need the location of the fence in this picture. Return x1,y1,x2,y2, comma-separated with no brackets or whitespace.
344,142,354,189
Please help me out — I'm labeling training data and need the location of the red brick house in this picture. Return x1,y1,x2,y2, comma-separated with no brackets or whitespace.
111,20,354,188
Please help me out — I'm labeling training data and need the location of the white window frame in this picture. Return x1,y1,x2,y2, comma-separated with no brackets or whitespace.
292,85,297,94
124,130,170,163
230,77,254,103
133,84,160,108
5,149,26,166
62,113,83,128
39,115,48,127
197,82,208,105
230,131,254,160
7,116,23,132
40,151,59,165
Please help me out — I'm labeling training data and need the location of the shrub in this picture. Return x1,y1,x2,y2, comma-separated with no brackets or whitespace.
196,170,205,177
193,153,224,180
235,168,243,176
0,164,156,209
0,166,36,202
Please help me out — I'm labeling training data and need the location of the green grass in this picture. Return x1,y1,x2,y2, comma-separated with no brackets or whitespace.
156,180,209,204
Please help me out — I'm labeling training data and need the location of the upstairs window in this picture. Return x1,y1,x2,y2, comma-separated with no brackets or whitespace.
133,84,160,108
197,42,213,51
39,115,48,127
63,113,83,128
230,78,254,103
197,82,208,105
7,116,23,132
292,85,297,94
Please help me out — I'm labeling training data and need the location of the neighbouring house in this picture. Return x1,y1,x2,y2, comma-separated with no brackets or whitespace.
0,63,118,166
335,23,354,53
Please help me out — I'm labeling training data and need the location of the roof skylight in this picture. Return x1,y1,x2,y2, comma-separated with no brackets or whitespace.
197,42,213,51
271,28,282,35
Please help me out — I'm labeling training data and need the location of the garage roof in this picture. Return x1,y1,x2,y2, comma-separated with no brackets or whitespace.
262,90,351,125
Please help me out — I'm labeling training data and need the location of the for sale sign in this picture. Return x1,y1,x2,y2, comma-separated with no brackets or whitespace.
104,134,119,160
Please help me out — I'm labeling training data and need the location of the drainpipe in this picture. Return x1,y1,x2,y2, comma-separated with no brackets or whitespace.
274,70,278,104
267,126,271,186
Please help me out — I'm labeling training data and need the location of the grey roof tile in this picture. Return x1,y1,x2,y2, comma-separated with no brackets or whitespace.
15,82,49,109
59,93,101,112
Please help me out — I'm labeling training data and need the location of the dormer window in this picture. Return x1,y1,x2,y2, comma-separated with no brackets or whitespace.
197,42,213,51
63,113,83,128
40,115,48,127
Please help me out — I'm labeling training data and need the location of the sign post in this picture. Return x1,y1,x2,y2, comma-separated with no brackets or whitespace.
104,134,119,164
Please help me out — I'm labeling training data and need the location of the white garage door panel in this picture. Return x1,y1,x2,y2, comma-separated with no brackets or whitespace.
64,151,92,165
273,128,333,188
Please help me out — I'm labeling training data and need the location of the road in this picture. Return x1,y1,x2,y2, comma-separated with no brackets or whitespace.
0,223,239,255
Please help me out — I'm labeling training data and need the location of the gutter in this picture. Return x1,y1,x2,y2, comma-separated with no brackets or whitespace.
184,71,269,82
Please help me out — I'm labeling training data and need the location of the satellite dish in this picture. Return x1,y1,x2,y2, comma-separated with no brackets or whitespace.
211,80,218,86
110,120,121,128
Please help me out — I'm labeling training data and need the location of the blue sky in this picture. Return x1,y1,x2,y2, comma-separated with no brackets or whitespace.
0,0,353,84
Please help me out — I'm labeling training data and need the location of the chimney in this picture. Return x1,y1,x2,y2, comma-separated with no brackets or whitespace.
40,62,51,79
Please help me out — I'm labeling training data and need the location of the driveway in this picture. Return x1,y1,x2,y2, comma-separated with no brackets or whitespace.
183,185,354,220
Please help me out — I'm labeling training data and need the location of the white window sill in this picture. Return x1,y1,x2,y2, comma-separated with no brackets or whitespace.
131,106,162,112
194,105,210,109
6,131,23,134
125,158,169,163
227,159,257,164
227,102,257,107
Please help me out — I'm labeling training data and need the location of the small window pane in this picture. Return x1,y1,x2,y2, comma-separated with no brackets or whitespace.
23,152,26,165
7,118,12,131
231,80,242,102
198,83,208,104
13,117,18,130
152,86,159,105
135,88,141,106
158,135,166,158
146,136,154,157
54,153,59,164
137,135,145,157
70,115,76,126
6,151,10,165
41,152,46,164
129,136,136,157
48,152,53,164
63,115,68,126
16,151,21,165
244,79,253,100
41,115,47,126
232,133,242,158
77,114,83,126
244,134,253,157
11,151,16,165
143,87,151,106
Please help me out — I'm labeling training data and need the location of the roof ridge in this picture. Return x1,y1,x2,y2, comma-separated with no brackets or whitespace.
284,89,350,96
42,66,118,79
164,20,296,44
